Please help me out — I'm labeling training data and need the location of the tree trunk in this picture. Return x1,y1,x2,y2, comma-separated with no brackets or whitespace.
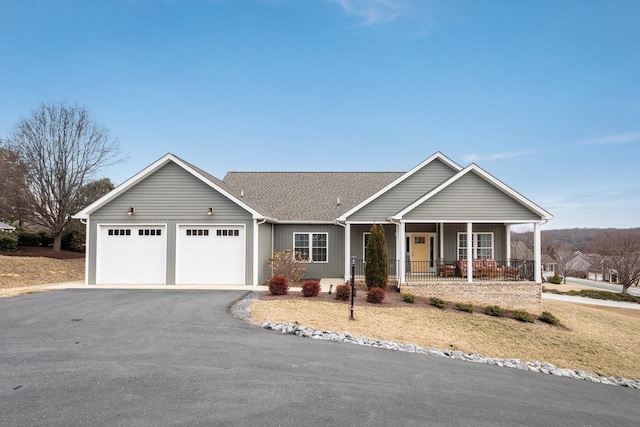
621,283,630,294
53,233,62,252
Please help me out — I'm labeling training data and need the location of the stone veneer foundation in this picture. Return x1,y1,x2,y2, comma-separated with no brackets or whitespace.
401,281,542,314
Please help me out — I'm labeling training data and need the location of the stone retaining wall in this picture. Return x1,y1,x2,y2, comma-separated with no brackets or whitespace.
401,281,542,313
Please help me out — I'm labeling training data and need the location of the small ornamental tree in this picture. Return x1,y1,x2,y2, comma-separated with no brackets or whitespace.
268,249,307,286
365,224,388,290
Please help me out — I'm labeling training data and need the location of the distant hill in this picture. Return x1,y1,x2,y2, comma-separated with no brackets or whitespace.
513,228,640,252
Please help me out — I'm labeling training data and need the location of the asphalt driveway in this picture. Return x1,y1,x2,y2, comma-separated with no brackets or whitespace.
1,290,638,426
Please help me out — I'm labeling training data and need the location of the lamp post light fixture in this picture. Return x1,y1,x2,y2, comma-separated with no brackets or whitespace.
350,256,356,320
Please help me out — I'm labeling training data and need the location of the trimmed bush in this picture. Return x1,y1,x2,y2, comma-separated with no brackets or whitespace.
62,230,85,252
365,224,389,289
366,287,386,304
455,302,474,313
429,297,447,309
484,305,504,317
549,274,562,284
268,275,289,296
17,231,43,246
301,280,321,297
335,283,351,301
513,309,535,323
0,232,19,252
402,293,416,304
539,311,560,326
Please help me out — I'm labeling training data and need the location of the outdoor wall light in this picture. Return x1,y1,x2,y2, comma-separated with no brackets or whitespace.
206,207,214,216
127,207,135,216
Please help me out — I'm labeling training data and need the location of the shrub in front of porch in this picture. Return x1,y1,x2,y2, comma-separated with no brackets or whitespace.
268,275,289,295
365,224,388,290
335,283,351,301
301,280,321,297
366,287,386,304
429,297,447,309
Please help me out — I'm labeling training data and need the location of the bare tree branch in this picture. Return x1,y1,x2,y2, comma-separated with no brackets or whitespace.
3,102,123,251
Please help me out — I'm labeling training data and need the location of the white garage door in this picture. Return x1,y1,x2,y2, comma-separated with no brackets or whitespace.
176,225,245,285
97,225,166,285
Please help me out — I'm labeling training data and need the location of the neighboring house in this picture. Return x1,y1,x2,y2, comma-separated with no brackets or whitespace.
73,152,553,311
541,254,557,281
586,254,618,283
0,221,16,233
564,251,593,276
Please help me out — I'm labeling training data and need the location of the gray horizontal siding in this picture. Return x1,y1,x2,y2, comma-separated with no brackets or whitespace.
404,171,542,222
93,162,252,220
348,159,457,222
272,224,345,279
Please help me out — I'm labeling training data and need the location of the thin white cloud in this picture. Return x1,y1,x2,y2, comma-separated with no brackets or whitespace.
578,132,640,146
462,150,538,163
326,0,405,25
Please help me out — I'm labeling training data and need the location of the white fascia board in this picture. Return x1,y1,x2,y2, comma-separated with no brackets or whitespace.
343,220,395,225
398,219,546,224
276,220,337,224
392,164,554,221
73,153,267,220
337,152,462,222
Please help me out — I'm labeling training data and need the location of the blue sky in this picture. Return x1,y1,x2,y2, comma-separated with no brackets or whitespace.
1,0,639,230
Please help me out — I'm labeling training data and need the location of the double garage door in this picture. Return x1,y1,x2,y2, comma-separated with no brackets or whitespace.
97,225,245,285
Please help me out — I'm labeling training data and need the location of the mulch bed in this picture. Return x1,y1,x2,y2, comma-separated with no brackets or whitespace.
260,283,412,308
0,246,85,259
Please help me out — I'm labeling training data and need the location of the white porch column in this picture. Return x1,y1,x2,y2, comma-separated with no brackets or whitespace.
439,222,444,260
344,223,351,282
505,224,511,266
398,222,406,284
467,222,473,283
534,222,542,283
252,219,259,286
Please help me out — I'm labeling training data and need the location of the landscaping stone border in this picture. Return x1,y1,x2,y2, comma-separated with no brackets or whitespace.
232,292,640,390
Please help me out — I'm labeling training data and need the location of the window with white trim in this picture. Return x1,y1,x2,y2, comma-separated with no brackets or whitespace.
363,232,370,261
457,232,494,259
293,232,328,262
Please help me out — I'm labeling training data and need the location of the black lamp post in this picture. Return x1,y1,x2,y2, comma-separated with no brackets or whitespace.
350,256,356,320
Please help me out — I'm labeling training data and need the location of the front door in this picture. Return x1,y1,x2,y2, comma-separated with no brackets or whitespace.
411,234,430,273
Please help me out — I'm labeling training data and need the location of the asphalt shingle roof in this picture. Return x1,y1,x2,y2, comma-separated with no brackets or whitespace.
223,172,403,221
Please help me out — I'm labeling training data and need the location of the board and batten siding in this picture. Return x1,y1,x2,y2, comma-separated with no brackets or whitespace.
350,224,397,261
272,224,345,279
347,159,457,222
441,223,507,261
257,222,274,285
87,162,255,285
403,171,541,222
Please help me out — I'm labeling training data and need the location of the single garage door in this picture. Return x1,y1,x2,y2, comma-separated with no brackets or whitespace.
176,225,245,285
97,225,166,285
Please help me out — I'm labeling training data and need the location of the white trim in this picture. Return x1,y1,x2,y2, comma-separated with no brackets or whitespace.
344,220,395,225
457,231,495,260
398,223,406,284
337,152,462,221
73,153,266,220
392,164,554,221
253,219,259,286
344,223,351,281
362,232,371,260
293,231,329,263
505,224,511,266
175,223,246,286
466,222,473,283
84,218,90,285
398,219,546,224
534,222,542,283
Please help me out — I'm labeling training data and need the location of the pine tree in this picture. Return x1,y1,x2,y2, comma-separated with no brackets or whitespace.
365,224,389,289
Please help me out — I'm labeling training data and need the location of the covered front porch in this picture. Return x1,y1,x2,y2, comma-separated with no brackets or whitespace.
344,221,543,285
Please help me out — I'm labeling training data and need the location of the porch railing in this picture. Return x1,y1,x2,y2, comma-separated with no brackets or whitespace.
352,258,535,283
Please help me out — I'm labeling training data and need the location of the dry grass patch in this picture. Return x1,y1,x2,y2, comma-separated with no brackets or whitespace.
249,297,640,379
0,255,84,297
